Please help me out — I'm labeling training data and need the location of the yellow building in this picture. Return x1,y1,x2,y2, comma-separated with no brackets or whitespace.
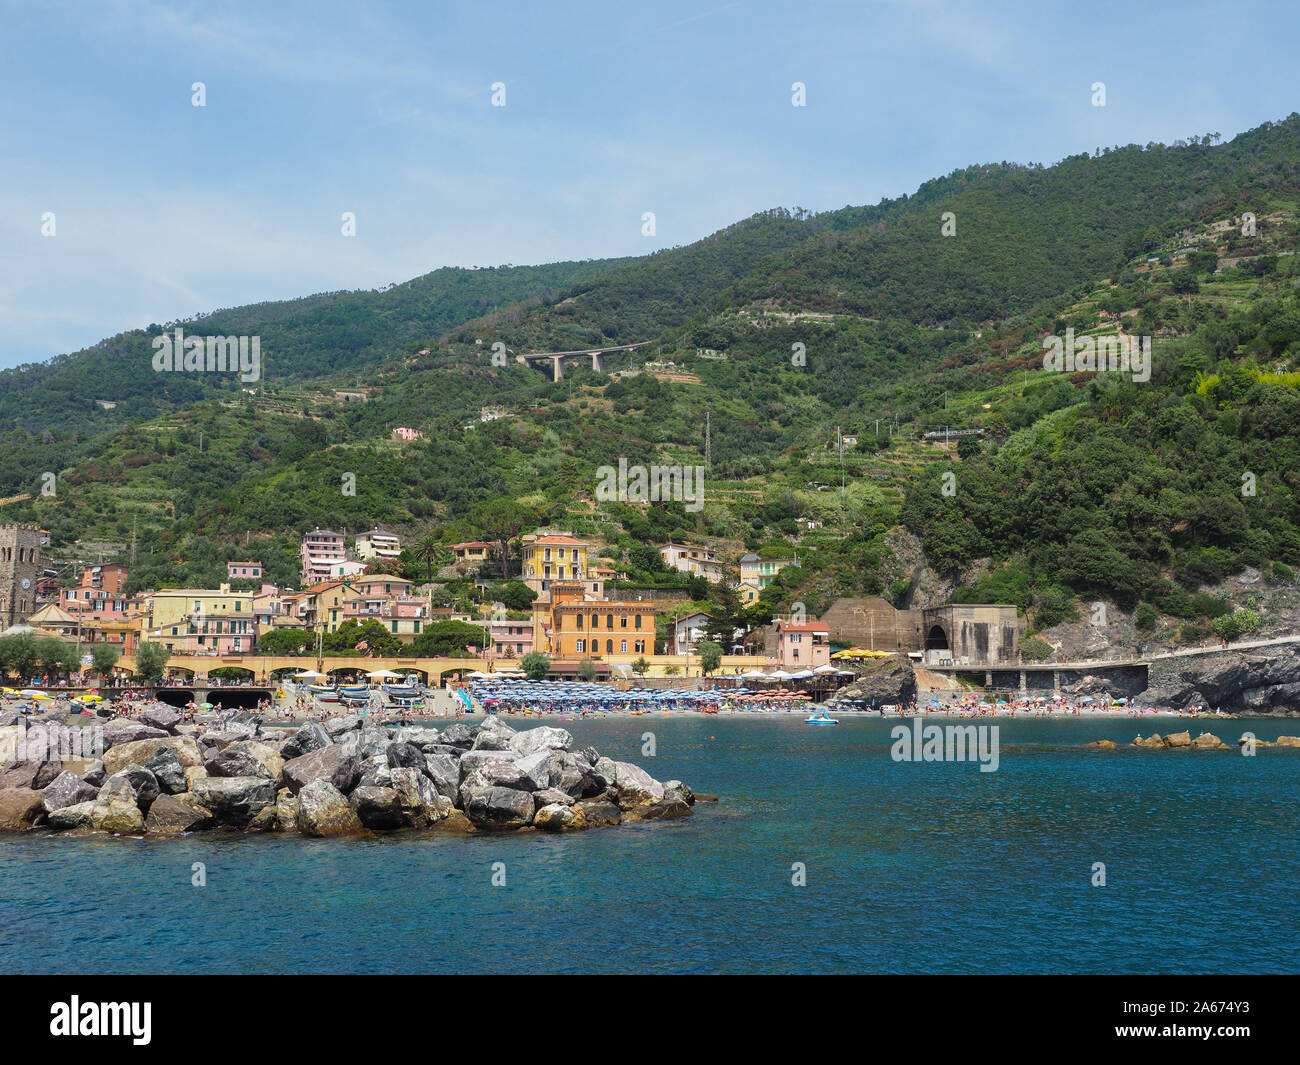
144,585,257,654
522,533,598,594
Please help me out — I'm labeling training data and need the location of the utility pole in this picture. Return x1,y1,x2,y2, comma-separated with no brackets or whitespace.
130,515,137,566
705,411,711,470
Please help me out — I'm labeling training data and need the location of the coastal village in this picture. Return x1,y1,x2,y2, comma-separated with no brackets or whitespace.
0,520,1027,689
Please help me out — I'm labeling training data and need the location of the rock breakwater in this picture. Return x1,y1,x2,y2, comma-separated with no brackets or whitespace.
0,712,697,836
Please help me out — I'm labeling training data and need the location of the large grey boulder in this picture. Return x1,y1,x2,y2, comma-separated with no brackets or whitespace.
282,745,360,795
106,764,160,811
349,785,405,829
471,728,514,752
509,726,572,757
41,771,99,813
138,705,182,732
576,800,621,827
47,800,96,830
191,776,277,826
428,744,467,761
531,787,575,807
281,721,332,760
145,793,214,834
438,723,477,749
612,762,664,809
664,781,695,806
460,785,534,828
90,777,145,833
390,726,443,751
513,750,558,791
275,789,300,831
423,753,460,802
296,779,364,837
102,719,169,747
386,741,425,770
458,749,519,778
342,726,392,761
143,746,188,795
389,767,450,825
462,758,533,792
534,803,578,831
82,760,106,787
32,761,62,789
101,736,202,776
215,740,283,780
0,761,43,790
323,715,364,739
205,744,274,780
357,755,393,789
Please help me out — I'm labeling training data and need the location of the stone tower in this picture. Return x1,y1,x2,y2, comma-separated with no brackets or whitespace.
0,524,41,629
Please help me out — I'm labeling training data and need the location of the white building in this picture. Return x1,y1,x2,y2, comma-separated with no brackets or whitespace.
658,543,729,582
356,529,402,563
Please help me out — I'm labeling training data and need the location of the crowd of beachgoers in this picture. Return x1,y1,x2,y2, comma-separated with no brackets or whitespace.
1,676,1227,723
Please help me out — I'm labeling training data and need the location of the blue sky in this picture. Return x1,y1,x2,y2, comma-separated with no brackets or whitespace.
1,0,1296,368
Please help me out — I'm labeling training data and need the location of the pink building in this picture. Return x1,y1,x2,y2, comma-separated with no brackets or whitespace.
300,528,346,583
392,427,424,441
227,561,263,580
773,620,831,670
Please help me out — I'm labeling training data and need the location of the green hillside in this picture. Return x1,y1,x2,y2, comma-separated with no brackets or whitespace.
4,115,1299,640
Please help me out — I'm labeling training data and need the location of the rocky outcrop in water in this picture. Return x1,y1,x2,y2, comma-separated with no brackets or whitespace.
0,713,695,837
830,655,917,706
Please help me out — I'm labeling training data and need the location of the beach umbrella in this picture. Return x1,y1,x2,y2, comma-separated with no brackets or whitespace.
294,670,327,679
366,669,402,679
812,664,838,674
769,670,794,681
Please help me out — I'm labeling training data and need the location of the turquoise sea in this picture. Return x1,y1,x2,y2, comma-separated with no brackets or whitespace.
2,715,1297,974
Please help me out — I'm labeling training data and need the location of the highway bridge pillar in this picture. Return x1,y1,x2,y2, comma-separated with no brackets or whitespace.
984,671,993,687
1018,670,1027,695
1052,670,1061,694
551,356,563,381
591,352,604,372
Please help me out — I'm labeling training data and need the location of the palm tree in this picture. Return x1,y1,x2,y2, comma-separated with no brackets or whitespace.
413,533,442,581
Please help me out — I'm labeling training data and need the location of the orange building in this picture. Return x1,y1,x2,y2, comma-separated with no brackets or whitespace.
542,583,656,658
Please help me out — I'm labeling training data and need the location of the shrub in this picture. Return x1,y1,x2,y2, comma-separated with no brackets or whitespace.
1019,636,1054,661
1133,602,1158,631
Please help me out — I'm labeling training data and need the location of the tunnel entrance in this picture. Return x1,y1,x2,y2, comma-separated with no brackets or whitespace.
925,625,950,651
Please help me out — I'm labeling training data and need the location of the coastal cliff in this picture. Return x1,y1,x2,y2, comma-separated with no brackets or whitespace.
1136,644,1300,713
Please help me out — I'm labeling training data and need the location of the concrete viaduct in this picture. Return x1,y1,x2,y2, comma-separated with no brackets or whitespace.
516,341,649,381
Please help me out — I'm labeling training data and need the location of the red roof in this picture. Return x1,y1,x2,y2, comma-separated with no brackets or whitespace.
531,535,588,546
779,622,829,632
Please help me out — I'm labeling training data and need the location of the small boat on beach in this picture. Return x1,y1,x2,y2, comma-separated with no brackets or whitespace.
805,709,839,725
